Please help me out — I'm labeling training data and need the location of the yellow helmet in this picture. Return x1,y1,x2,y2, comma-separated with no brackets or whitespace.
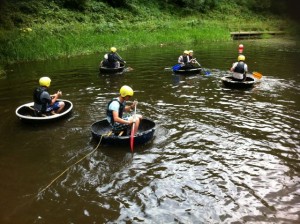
120,85,134,97
110,47,117,52
39,77,51,87
238,55,245,61
184,50,189,54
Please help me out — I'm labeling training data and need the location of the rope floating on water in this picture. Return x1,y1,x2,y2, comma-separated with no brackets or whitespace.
37,134,106,196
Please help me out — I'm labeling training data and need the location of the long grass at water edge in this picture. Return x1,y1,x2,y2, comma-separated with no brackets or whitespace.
0,22,231,64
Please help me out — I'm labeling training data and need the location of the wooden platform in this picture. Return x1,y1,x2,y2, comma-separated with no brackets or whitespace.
230,31,285,40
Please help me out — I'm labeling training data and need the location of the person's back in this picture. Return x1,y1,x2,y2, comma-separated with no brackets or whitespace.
233,61,246,74
230,55,248,81
106,47,125,68
107,52,117,68
33,86,51,114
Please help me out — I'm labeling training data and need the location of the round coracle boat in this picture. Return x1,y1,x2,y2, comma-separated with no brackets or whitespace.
173,67,202,75
91,118,156,146
99,63,126,74
221,75,255,89
15,99,73,122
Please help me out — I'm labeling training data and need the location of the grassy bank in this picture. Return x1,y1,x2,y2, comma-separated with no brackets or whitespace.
0,0,293,66
0,19,232,63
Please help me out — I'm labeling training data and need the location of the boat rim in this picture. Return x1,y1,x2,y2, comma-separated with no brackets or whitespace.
15,99,73,120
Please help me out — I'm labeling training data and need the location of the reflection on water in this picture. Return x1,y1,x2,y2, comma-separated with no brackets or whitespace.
0,38,299,223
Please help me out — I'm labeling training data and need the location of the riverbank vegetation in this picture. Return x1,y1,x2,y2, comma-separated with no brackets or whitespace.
0,0,298,70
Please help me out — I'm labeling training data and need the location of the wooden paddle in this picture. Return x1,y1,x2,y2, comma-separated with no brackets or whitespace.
252,71,262,79
130,104,137,152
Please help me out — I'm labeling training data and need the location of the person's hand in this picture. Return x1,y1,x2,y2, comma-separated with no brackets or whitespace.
128,117,136,124
57,90,62,97
131,100,138,108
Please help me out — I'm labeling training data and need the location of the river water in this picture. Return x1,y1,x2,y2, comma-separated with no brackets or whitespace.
0,38,299,223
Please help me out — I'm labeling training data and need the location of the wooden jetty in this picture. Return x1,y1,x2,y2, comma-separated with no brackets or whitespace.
230,31,285,40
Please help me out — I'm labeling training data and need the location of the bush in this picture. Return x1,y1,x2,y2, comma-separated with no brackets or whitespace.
102,0,129,8
171,0,219,13
55,0,88,11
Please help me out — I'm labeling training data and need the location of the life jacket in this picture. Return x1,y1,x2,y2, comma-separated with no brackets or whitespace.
106,98,125,125
183,55,189,63
107,53,116,63
102,59,109,67
33,86,48,112
234,62,245,74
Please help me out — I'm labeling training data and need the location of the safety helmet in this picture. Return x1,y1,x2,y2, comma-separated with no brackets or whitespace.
39,77,51,87
189,50,193,53
110,47,117,52
120,85,134,97
238,55,245,61
184,50,189,54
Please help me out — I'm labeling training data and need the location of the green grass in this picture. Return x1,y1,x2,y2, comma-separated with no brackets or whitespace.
0,18,230,63
0,1,293,65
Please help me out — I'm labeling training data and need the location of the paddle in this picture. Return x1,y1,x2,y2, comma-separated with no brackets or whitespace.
172,64,182,71
194,59,211,76
193,58,201,67
130,103,137,152
116,52,126,64
252,71,262,79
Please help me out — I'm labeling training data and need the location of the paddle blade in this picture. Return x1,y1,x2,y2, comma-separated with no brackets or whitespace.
253,72,262,79
204,70,211,76
172,64,181,71
130,123,135,152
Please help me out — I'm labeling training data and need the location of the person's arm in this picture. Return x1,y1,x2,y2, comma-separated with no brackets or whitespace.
178,56,183,64
112,111,132,124
115,54,125,63
190,57,195,63
124,101,137,112
244,64,248,73
50,91,62,105
41,92,52,106
124,105,131,112
230,62,236,72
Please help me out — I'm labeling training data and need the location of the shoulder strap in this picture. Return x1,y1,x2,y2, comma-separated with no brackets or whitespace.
106,98,125,124
33,87,44,104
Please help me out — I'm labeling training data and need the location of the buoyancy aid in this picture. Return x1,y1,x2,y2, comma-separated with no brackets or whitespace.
107,53,121,68
33,86,48,112
107,53,115,63
106,98,125,125
234,62,245,74
183,55,189,63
